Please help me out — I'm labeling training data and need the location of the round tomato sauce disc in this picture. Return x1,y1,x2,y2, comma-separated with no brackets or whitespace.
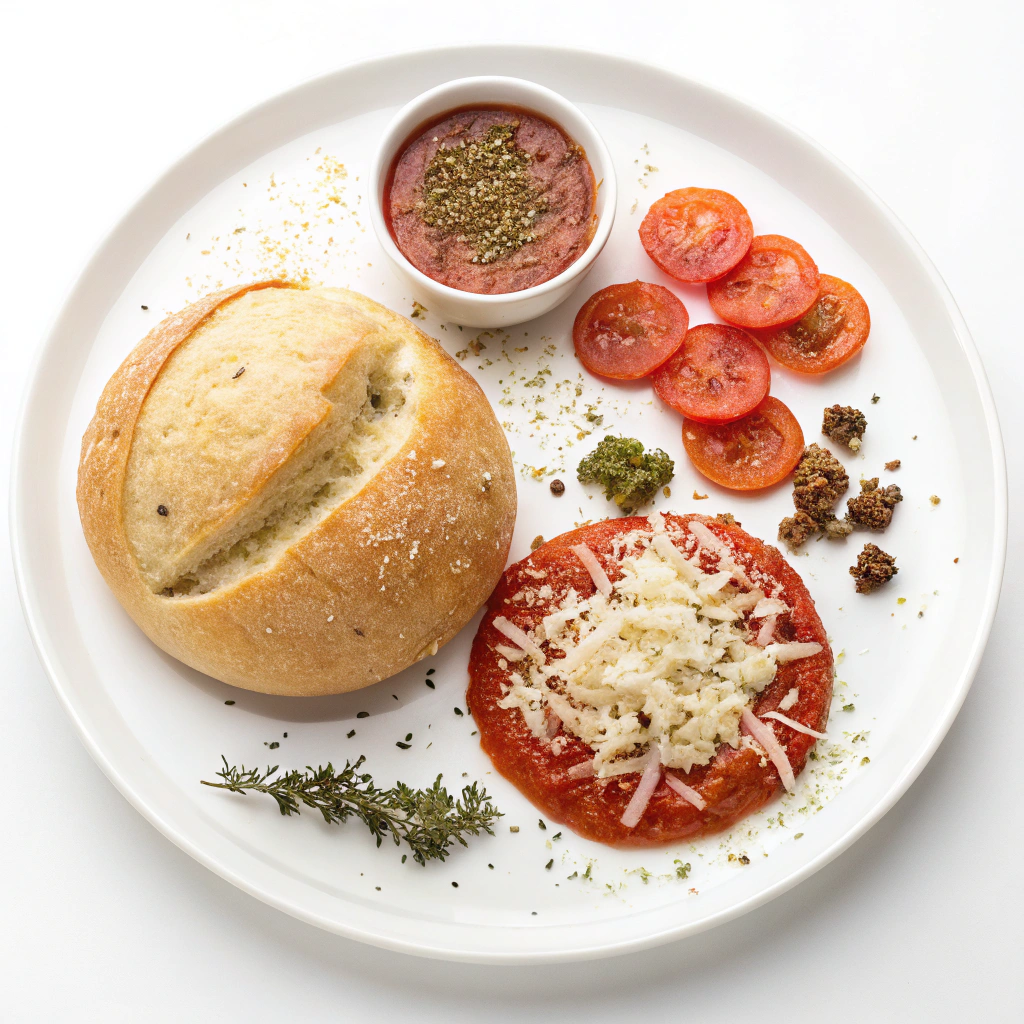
752,274,870,374
467,514,833,847
572,281,688,380
652,323,771,424
639,187,754,283
707,234,820,329
682,395,804,491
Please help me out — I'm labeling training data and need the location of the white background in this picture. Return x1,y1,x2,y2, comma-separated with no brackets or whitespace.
2,1,1021,1020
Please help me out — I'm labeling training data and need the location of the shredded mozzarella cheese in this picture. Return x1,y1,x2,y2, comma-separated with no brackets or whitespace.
567,759,597,779
761,710,827,739
757,614,778,647
497,523,805,779
570,543,613,597
740,709,796,792
664,773,707,810
495,643,525,662
764,642,823,663
492,616,545,661
620,748,662,828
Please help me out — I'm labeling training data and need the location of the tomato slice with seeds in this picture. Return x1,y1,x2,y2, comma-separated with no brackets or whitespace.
652,323,770,425
751,274,870,374
572,281,689,380
682,396,804,490
639,188,754,283
707,235,820,329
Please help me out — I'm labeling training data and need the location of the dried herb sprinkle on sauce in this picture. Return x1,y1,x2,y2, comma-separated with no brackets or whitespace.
419,123,547,264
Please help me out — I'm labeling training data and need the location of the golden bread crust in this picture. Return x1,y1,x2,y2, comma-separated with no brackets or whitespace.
77,282,516,695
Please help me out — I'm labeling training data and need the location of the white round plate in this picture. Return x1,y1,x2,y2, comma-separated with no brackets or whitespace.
11,46,1006,963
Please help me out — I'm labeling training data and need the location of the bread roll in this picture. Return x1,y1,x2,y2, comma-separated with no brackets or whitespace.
77,282,516,695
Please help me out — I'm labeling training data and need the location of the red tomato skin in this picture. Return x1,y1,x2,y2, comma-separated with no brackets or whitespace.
572,281,689,380
652,323,770,424
707,235,820,329
467,514,833,847
682,396,805,491
639,188,754,283
752,274,870,374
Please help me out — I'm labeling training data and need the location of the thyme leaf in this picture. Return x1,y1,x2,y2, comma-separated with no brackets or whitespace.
202,756,501,865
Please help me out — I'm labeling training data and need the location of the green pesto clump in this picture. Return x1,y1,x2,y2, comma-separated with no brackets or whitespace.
577,436,674,515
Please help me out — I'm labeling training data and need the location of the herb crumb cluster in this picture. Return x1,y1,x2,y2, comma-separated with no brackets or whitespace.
419,124,548,265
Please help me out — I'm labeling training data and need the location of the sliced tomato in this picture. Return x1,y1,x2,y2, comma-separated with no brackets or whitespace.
572,281,689,380
639,188,753,283
682,396,804,490
751,274,870,373
652,323,770,424
707,235,820,329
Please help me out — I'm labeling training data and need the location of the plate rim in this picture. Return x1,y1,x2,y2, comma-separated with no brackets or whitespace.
10,43,1008,963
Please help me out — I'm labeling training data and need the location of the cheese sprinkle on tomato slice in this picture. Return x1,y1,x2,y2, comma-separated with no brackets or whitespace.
496,520,821,779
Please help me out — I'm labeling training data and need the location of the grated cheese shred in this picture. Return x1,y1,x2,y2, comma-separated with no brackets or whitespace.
496,522,818,779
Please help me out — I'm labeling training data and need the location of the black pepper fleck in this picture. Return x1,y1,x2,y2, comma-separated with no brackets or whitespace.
232,366,245,379
157,505,168,516
550,479,565,496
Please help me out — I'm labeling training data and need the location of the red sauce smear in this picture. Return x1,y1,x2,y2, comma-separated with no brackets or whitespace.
385,106,596,294
467,514,833,847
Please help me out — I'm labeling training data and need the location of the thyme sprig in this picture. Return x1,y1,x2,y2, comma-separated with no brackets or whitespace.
202,756,501,865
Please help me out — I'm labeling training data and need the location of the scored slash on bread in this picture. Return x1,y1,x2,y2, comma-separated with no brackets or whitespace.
77,282,517,696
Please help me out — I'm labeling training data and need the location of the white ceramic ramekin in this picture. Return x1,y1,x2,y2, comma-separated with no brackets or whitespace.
368,76,616,328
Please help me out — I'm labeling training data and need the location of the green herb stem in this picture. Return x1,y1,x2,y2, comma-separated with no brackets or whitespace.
201,756,501,866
